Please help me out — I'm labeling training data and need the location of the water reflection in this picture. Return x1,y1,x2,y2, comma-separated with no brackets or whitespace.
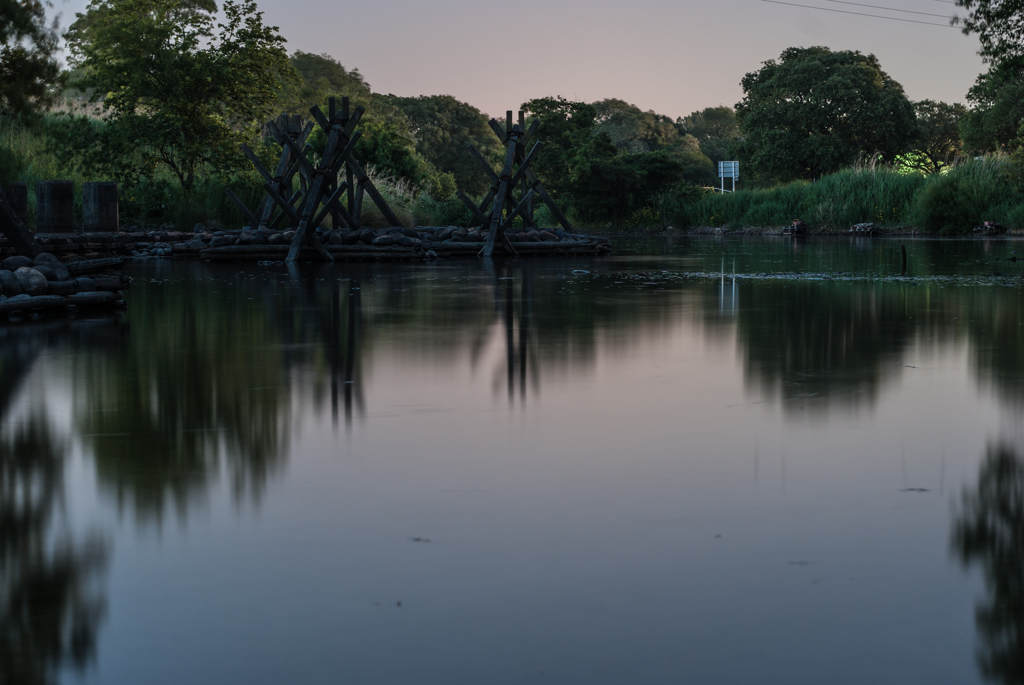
729,282,919,413
0,325,108,685
73,283,293,522
953,442,1024,685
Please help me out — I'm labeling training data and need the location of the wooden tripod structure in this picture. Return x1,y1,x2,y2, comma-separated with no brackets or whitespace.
226,96,403,263
457,110,574,257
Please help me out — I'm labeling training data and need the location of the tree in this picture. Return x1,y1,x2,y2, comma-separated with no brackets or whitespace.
289,50,369,95
387,94,501,196
677,106,740,166
669,134,717,185
955,0,1024,63
0,0,59,118
522,97,686,223
521,96,603,201
960,57,1024,152
0,0,61,182
735,47,917,182
591,98,679,154
901,100,967,173
65,0,293,191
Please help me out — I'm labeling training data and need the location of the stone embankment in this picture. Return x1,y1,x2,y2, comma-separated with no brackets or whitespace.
0,253,129,320
0,225,612,261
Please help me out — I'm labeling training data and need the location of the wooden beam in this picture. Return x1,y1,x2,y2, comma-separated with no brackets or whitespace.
242,144,277,185
467,144,499,184
268,120,316,179
457,190,488,226
483,131,520,257
521,119,540,151
225,187,259,226
488,118,507,144
263,183,301,223
509,141,542,190
309,105,331,133
502,189,535,231
312,181,354,229
524,168,574,233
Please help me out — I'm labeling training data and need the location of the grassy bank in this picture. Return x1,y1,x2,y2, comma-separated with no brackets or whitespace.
667,157,1024,234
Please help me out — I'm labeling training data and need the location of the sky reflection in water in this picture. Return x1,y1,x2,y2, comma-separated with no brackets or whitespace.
2,238,1024,684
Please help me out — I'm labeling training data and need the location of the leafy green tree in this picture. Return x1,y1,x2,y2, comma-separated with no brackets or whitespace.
289,50,369,94
669,134,716,185
0,0,60,118
522,97,685,223
591,98,679,153
900,100,967,173
281,50,370,115
387,94,501,195
735,47,917,182
955,0,1024,63
65,0,293,191
677,106,740,166
0,0,61,182
522,96,603,201
960,58,1024,153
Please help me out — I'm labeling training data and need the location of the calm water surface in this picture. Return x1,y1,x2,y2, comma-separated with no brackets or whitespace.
7,237,1024,684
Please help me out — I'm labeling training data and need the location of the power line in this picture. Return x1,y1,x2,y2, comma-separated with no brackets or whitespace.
825,0,955,17
761,0,959,26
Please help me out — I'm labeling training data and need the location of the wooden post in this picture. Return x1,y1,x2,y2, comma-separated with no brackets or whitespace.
0,191,41,257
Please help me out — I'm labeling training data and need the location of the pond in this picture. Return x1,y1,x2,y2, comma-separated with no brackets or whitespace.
5,237,1024,685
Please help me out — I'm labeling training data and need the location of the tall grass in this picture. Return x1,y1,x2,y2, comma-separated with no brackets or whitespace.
671,156,1024,233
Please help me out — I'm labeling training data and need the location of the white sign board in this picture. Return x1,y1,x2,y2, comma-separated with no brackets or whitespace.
718,161,739,180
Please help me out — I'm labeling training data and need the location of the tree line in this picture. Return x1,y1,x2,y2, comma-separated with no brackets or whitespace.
0,0,1021,229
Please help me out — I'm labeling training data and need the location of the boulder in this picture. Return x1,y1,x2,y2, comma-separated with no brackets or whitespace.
397,235,421,248
328,231,345,245
359,228,377,243
342,231,360,245
1,271,23,296
15,267,47,296
371,235,395,247
34,253,69,280
33,266,58,281
74,277,97,293
2,256,33,270
237,232,254,245
437,227,455,241
209,236,234,247
268,233,285,245
283,230,297,241
250,234,268,245
466,231,482,242
539,230,559,242
193,223,205,233
401,227,419,239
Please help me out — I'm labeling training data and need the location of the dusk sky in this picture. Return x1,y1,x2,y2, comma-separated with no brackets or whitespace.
60,0,986,119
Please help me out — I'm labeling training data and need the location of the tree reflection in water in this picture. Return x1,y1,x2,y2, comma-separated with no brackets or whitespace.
74,281,294,523
731,281,917,413
0,326,108,685
953,443,1024,685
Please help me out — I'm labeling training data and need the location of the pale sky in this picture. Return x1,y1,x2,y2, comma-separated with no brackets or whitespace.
57,0,986,120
